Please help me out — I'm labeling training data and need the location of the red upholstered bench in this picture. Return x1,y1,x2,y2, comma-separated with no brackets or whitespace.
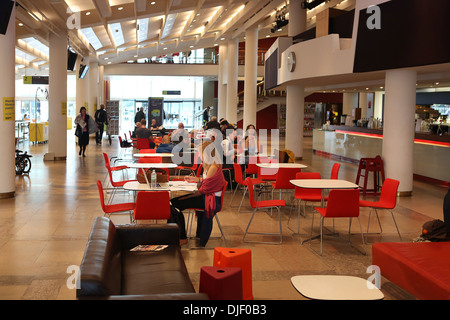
372,242,450,300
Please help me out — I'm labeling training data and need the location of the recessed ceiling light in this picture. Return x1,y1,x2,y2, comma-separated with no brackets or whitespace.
151,1,156,4
107,61,111,64
104,57,109,60
86,12,91,16
118,7,123,10
266,35,270,38
18,23,23,26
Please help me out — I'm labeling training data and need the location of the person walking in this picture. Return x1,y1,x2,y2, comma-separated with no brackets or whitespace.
94,104,108,145
134,107,145,124
74,107,94,157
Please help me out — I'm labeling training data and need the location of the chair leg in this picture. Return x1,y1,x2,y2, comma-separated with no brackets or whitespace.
243,207,282,244
390,210,402,240
214,214,228,247
349,217,367,255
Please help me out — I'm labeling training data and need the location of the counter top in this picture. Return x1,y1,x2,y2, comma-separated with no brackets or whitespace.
326,125,450,144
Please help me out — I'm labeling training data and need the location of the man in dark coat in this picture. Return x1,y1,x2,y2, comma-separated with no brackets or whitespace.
94,104,108,145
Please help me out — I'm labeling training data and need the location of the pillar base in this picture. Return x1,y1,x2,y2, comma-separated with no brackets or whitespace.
0,191,15,199
54,156,67,161
397,191,412,197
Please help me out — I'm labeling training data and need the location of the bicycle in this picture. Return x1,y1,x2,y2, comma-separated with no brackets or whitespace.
15,149,32,175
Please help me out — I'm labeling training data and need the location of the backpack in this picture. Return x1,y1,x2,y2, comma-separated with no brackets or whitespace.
421,219,449,242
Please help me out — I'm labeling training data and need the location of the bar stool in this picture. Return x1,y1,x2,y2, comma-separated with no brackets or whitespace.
355,156,385,195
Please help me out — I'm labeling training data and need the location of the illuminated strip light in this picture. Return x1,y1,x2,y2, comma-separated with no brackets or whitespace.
80,27,103,50
336,130,450,147
137,18,149,43
109,22,125,47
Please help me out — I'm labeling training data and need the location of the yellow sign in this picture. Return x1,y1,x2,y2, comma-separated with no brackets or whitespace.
23,76,32,84
61,102,67,116
3,97,15,121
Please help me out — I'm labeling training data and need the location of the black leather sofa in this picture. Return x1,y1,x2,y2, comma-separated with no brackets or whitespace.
77,217,208,300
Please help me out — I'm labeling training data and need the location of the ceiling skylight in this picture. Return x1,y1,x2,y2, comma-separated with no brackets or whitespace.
109,22,125,47
80,27,103,50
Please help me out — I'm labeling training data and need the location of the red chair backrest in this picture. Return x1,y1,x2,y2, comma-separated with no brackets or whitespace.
102,152,111,169
330,163,341,179
196,164,203,178
217,182,228,213
246,156,258,175
96,180,107,212
323,189,360,218
134,191,171,220
233,163,245,185
245,177,258,209
378,178,400,209
294,172,322,199
272,167,303,189
140,149,156,153
138,156,162,163
136,138,150,149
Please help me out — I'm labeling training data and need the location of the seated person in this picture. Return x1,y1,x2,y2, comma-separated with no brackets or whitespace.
150,118,166,136
134,119,155,148
156,135,176,153
131,122,141,138
169,141,226,247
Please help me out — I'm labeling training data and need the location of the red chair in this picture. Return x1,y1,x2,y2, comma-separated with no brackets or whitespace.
270,167,303,200
103,152,136,204
312,189,366,255
246,156,258,177
97,180,135,223
359,178,401,241
137,153,168,176
118,136,132,159
330,163,341,179
133,191,171,222
243,177,286,244
186,182,228,246
288,172,322,235
176,152,200,177
230,163,263,212
102,152,129,189
139,149,156,153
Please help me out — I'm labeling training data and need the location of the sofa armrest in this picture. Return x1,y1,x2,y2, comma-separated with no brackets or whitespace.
116,223,180,249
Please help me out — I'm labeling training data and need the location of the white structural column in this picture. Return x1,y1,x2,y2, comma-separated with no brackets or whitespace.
382,69,417,196
48,32,68,160
226,38,239,125
217,43,228,121
76,55,89,114
243,26,258,130
285,0,307,159
98,65,104,107
89,62,99,114
343,92,359,120
0,6,15,198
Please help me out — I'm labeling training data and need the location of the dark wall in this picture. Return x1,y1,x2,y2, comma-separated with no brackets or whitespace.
264,49,278,90
354,0,450,73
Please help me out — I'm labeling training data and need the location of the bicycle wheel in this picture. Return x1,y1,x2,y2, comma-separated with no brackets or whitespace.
22,157,31,173
15,158,24,175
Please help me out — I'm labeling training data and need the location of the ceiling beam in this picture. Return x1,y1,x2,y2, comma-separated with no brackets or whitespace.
92,0,112,18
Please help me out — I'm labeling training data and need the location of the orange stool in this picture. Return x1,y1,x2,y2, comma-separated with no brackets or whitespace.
199,266,243,300
213,247,253,300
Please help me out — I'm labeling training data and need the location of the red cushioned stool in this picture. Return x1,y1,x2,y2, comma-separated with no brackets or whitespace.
199,266,243,300
213,247,253,300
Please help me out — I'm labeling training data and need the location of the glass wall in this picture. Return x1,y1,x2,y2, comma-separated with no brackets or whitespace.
109,76,204,132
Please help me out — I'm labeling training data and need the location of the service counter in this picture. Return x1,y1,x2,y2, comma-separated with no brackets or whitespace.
313,126,450,183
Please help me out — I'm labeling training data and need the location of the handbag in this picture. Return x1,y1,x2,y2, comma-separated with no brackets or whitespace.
75,126,82,138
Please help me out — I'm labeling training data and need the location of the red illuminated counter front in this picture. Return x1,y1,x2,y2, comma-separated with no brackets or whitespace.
312,126,450,184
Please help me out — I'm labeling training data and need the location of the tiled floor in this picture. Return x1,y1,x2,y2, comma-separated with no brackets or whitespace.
0,134,446,300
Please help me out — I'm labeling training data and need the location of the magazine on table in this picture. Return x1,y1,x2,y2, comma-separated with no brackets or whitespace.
130,245,168,252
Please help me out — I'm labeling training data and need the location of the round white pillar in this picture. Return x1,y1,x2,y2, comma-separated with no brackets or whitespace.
218,44,228,121
0,6,15,198
343,92,358,118
243,26,258,130
89,62,99,114
285,0,307,159
76,55,89,114
382,69,417,196
98,65,104,106
286,84,305,158
226,38,238,125
48,32,68,160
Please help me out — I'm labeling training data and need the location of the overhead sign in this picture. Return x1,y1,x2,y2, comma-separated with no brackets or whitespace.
162,90,181,95
23,76,49,85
